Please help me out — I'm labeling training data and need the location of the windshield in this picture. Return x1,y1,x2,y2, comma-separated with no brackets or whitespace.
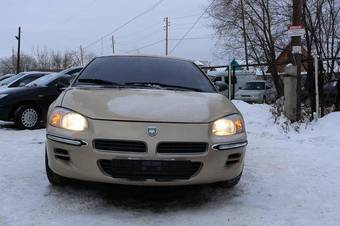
74,56,216,93
244,82,265,90
27,73,60,87
0,73,26,86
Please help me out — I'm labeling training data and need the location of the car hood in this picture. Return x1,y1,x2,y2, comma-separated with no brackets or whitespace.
236,89,263,96
61,88,239,123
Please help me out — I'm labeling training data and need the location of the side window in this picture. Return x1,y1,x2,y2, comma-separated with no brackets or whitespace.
11,74,42,87
66,68,82,76
49,77,70,87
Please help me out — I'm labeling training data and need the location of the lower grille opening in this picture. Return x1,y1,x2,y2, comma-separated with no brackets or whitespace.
99,159,202,181
226,153,242,166
54,148,70,161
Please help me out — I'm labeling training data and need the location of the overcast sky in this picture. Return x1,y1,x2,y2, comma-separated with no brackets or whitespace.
0,0,226,63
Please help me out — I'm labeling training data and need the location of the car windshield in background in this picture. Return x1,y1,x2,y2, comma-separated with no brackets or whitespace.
0,73,25,86
74,56,216,93
244,82,265,90
27,73,60,87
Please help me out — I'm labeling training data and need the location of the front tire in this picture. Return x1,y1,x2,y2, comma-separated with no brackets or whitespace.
45,152,68,186
14,105,40,129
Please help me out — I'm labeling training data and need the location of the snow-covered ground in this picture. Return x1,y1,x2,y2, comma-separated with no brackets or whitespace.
0,101,339,226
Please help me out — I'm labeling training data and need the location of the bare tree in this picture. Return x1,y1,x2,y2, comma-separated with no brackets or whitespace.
208,0,291,96
0,53,37,74
0,49,94,75
303,0,340,113
33,47,51,70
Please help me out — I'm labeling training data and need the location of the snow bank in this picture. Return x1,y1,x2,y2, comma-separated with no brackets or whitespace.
233,100,340,146
0,102,340,226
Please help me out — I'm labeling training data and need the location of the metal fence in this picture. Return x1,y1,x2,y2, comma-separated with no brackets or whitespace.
202,57,340,116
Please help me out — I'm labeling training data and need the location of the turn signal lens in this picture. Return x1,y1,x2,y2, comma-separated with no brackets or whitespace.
49,108,88,131
212,114,244,136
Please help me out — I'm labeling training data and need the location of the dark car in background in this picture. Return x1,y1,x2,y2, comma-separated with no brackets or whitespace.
0,72,50,90
323,80,338,106
0,67,82,129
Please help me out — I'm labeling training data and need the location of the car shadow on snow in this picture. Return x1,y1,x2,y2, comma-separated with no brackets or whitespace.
0,121,17,130
46,181,245,213
0,121,45,130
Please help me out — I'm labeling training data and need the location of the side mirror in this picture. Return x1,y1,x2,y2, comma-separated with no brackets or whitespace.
214,81,228,92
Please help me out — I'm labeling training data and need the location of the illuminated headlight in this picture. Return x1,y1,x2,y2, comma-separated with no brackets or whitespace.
0,94,8,99
212,114,245,136
49,108,88,131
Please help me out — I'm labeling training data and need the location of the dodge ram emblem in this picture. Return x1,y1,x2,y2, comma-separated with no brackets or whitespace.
147,127,158,137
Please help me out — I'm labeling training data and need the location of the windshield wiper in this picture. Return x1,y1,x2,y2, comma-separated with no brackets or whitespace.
125,82,202,92
77,78,123,87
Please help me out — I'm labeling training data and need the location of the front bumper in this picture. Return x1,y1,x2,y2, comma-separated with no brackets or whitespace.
46,119,247,186
235,96,262,103
0,105,11,121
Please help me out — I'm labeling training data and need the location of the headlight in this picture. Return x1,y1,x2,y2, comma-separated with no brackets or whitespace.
0,94,8,99
49,108,88,131
212,114,244,136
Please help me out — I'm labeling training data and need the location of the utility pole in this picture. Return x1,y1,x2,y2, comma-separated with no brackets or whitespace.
164,17,169,56
80,45,84,66
15,26,21,74
111,36,115,55
292,0,302,121
240,0,249,70
11,48,15,71
314,55,319,120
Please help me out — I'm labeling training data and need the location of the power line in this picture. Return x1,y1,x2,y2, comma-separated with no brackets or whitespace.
83,0,166,50
172,13,202,20
169,36,213,40
169,0,216,55
123,36,213,54
117,26,162,46
125,39,165,53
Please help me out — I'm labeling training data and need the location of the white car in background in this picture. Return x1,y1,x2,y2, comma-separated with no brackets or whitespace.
235,80,276,103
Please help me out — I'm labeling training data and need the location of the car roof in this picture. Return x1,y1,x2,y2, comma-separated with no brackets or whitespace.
60,66,83,74
96,55,195,64
21,71,51,75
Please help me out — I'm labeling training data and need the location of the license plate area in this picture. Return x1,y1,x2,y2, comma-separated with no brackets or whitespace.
108,159,202,181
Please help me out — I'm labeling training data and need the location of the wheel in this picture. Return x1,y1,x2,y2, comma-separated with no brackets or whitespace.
45,151,68,186
14,105,40,129
216,171,242,188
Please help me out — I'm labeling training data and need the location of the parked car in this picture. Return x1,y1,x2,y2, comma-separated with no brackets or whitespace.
207,70,257,98
0,74,14,82
45,55,247,188
235,80,276,103
0,71,50,90
0,67,82,129
323,80,338,106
